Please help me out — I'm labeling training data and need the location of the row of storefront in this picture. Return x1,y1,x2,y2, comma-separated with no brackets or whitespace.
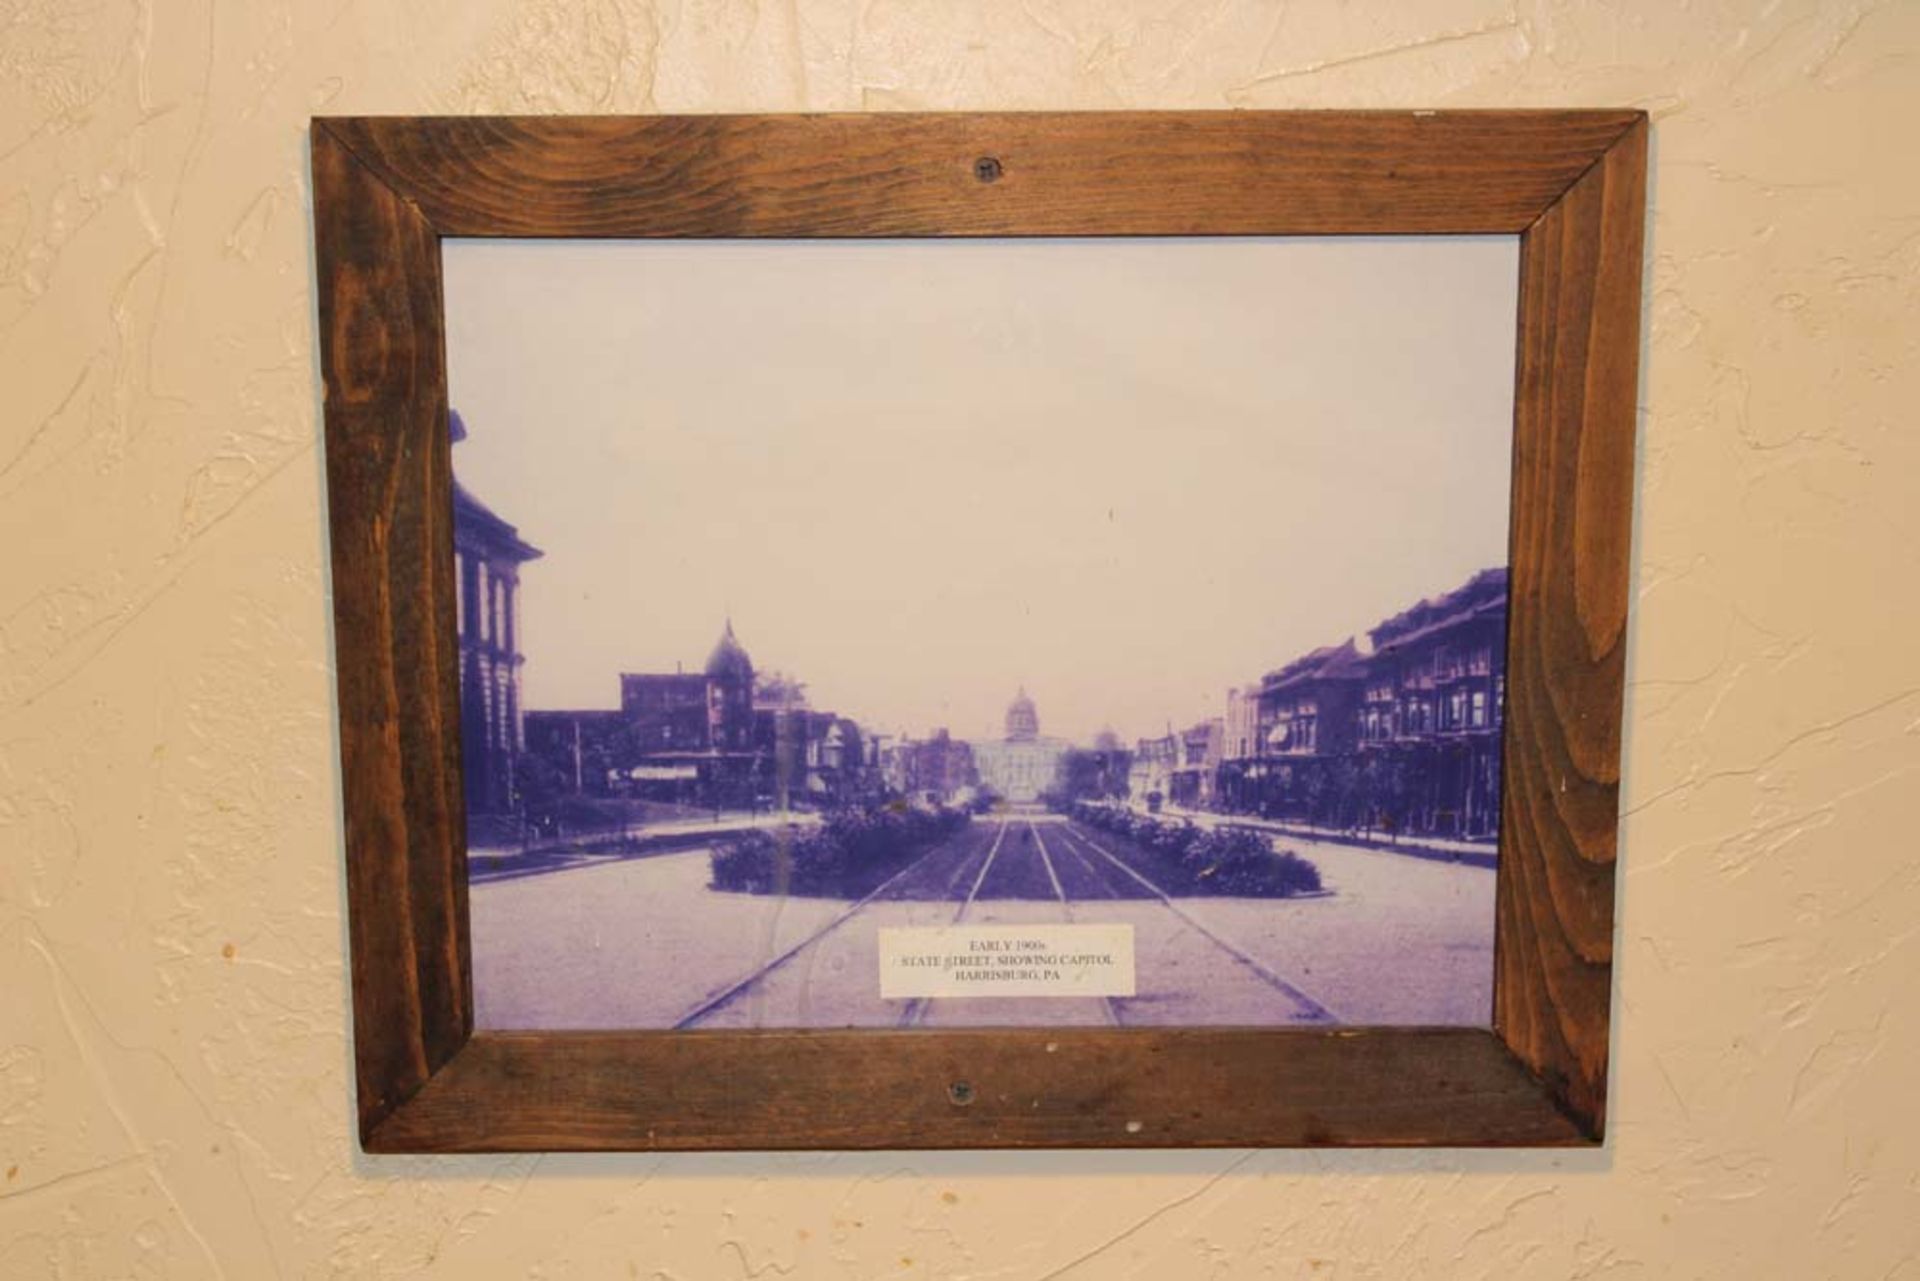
1136,568,1509,842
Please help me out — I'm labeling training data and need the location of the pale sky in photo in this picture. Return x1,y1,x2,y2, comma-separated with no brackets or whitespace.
443,236,1517,747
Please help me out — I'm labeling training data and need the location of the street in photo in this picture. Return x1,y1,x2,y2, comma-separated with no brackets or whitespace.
442,235,1518,1031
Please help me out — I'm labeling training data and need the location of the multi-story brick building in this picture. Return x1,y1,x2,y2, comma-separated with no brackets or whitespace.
525,627,879,815
1260,641,1365,760
1214,567,1510,841
1233,640,1369,827
618,620,756,756
1359,567,1508,838
527,622,785,812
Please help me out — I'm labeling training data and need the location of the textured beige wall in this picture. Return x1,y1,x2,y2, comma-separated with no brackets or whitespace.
3,2,1916,1277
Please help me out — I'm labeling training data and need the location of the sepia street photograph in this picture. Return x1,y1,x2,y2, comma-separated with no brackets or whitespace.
442,235,1518,1032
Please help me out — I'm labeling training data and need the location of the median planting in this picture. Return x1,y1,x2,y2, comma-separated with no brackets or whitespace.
1069,803,1323,898
709,803,972,898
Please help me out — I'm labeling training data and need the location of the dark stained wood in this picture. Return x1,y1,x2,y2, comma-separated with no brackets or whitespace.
366,1028,1587,1151
1495,116,1646,1138
309,111,1647,1151
318,111,1641,238
312,123,472,1137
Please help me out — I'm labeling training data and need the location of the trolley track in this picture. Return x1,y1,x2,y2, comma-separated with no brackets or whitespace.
1048,822,1338,1024
673,814,1338,1029
671,819,1008,1029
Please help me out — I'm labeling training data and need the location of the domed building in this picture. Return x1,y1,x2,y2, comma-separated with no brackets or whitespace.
705,619,754,683
525,617,882,813
516,619,768,810
974,687,1068,804
1005,688,1039,742
703,620,756,752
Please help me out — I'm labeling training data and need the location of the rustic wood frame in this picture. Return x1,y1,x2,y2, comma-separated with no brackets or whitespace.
310,111,1646,1152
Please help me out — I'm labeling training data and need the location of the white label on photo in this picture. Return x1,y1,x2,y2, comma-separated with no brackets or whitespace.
878,924,1136,999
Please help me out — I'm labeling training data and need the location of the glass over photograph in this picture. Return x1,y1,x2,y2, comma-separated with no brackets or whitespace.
442,236,1518,1032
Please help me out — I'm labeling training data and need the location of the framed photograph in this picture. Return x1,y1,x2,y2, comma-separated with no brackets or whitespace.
311,111,1646,1151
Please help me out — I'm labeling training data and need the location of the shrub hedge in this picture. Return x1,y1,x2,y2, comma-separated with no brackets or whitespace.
710,803,970,897
1069,803,1322,898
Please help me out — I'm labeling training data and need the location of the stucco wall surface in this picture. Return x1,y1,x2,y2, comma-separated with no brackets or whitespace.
2,2,1916,1277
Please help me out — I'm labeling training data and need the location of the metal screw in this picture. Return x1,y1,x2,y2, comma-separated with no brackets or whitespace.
948,1080,975,1106
973,156,1003,184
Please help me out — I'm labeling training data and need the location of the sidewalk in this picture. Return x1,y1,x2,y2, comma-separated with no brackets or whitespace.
1120,803,1498,870
468,809,821,878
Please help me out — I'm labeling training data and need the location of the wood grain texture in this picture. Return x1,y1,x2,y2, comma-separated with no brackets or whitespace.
1496,117,1648,1136
317,111,1641,238
309,111,1648,1150
366,1028,1587,1151
312,123,472,1136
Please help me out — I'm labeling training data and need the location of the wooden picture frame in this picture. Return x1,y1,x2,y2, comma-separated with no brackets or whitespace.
310,111,1646,1152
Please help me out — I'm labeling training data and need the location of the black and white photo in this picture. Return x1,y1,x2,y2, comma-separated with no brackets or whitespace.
442,235,1517,1032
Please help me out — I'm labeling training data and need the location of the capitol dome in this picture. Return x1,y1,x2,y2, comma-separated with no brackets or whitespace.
1005,687,1039,742
704,620,754,683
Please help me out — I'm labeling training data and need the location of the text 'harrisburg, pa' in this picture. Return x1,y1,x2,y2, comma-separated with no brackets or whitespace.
878,923,1137,998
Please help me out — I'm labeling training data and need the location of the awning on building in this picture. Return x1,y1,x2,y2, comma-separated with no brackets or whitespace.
626,764,699,781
